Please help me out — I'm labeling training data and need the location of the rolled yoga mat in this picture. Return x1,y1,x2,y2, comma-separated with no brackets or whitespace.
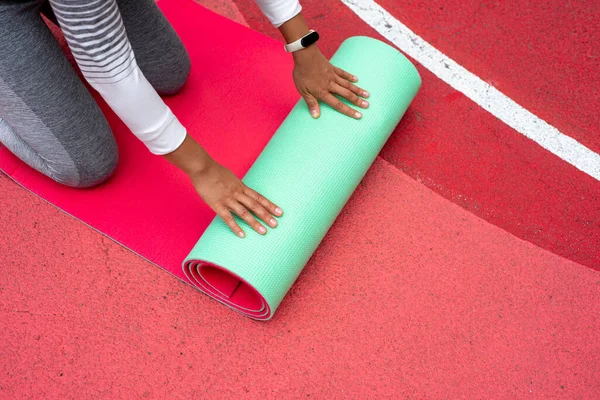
0,1,420,320
184,38,421,319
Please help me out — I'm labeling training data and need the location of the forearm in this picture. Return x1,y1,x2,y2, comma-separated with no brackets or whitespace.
162,134,214,178
48,0,186,155
278,12,311,43
92,69,187,155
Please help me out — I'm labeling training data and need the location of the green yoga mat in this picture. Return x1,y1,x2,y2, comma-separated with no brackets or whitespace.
183,36,421,320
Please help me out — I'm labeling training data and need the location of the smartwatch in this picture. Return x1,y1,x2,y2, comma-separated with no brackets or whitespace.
284,30,320,53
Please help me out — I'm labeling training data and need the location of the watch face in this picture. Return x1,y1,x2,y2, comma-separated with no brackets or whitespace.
300,31,320,48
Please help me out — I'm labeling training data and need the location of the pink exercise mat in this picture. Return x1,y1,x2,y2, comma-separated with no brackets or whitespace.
0,0,297,286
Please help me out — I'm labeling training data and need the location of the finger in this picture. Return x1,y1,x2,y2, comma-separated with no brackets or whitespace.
334,66,358,83
217,207,246,238
227,200,267,235
303,94,320,118
244,187,283,217
322,93,362,119
331,83,368,109
336,76,370,99
239,193,278,228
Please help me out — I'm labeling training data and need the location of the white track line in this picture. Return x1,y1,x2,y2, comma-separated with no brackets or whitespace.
342,0,600,181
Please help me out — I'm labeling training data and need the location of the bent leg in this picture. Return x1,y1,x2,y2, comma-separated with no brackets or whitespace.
117,0,191,95
0,0,118,188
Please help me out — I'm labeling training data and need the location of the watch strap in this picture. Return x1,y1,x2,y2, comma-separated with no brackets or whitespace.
284,30,319,53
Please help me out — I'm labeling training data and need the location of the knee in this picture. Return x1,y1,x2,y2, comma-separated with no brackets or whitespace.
151,49,191,95
135,28,191,95
170,52,191,94
73,145,119,188
117,0,191,94
53,146,118,189
52,125,119,189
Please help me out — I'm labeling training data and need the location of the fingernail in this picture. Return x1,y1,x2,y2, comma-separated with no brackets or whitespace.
361,100,369,107
363,91,370,97
275,207,283,215
238,231,245,238
270,218,277,227
259,226,267,234
311,109,318,118
353,76,358,82
355,111,362,118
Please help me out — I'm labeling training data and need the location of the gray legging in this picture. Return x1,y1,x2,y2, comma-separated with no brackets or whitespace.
0,0,190,187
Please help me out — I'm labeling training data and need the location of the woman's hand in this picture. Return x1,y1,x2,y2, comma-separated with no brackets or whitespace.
163,134,282,238
191,160,282,238
292,46,370,119
278,12,370,119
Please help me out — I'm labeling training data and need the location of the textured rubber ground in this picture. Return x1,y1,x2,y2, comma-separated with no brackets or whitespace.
2,0,599,397
184,37,420,319
2,158,599,398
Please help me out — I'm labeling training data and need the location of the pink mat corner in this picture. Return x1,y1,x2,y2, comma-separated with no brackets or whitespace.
0,0,298,284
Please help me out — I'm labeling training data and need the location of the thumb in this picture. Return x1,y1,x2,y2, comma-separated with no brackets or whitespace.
303,94,320,119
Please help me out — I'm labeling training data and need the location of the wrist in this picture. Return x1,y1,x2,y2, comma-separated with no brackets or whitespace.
292,43,319,61
185,156,215,179
280,15,320,55
163,134,215,178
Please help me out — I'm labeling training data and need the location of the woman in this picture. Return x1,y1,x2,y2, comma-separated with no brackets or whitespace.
0,0,369,237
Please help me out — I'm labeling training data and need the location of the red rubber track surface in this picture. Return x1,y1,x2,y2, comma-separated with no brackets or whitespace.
1,1,599,398
235,0,600,268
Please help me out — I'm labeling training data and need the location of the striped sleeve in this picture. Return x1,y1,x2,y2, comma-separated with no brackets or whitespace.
48,0,187,155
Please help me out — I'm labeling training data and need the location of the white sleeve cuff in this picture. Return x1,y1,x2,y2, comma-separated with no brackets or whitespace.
90,66,187,155
255,0,302,27
142,110,187,155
